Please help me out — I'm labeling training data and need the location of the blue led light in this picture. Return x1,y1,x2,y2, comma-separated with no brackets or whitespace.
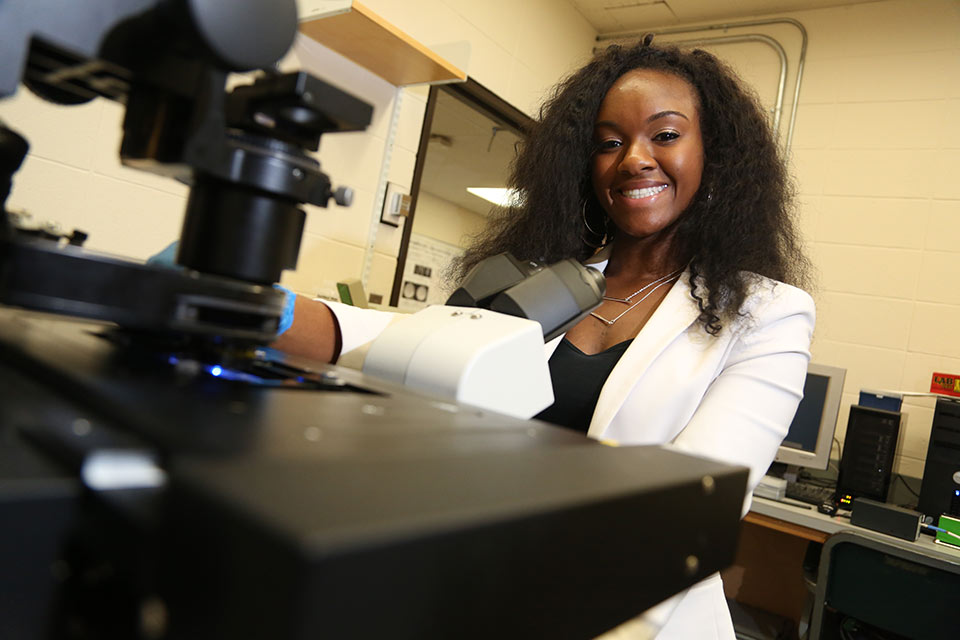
167,356,179,365
196,363,282,386
955,490,959,497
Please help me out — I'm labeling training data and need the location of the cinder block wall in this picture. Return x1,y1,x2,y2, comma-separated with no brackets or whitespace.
782,0,958,479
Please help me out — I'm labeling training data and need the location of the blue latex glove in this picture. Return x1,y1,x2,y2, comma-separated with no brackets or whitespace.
147,240,296,335
275,285,296,335
146,240,179,267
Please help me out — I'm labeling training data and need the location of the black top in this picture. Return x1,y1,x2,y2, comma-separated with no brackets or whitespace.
534,337,633,434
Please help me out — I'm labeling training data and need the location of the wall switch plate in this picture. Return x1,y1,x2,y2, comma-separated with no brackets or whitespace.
380,182,410,227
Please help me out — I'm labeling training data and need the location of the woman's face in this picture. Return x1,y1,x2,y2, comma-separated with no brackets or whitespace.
591,69,704,243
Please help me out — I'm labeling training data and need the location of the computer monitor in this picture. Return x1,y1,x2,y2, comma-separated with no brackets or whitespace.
774,363,846,471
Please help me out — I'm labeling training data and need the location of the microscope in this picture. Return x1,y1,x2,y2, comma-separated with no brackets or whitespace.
0,2,749,638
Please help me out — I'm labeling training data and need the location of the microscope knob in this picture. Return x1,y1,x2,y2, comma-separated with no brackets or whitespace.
333,186,354,207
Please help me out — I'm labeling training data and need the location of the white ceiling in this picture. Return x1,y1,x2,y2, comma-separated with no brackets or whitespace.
569,0,880,33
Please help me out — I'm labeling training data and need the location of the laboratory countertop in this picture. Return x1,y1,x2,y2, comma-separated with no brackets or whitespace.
749,496,960,566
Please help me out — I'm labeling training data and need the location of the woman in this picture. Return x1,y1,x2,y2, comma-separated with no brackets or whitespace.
275,40,814,638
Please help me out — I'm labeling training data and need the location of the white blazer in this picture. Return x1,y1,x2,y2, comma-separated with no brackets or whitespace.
576,257,815,640
571,256,815,504
325,261,815,640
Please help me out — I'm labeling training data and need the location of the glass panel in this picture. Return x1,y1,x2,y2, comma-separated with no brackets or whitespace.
393,85,526,311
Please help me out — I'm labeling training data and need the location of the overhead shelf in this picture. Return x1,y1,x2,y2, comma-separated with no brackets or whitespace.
299,1,467,86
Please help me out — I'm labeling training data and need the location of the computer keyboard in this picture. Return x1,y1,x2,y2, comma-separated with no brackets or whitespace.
785,481,835,505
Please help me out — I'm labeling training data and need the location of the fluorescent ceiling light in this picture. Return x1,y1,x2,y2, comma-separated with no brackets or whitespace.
466,187,522,208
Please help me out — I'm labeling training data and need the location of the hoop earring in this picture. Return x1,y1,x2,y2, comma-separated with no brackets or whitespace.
582,200,604,235
581,200,607,249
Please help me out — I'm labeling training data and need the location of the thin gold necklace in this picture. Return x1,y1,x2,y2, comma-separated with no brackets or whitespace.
590,269,683,326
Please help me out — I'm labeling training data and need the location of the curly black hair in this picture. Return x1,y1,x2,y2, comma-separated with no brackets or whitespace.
453,41,810,335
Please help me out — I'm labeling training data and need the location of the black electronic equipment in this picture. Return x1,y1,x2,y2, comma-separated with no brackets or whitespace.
918,397,960,522
0,2,749,638
850,498,922,542
818,500,838,516
785,481,835,506
836,405,902,509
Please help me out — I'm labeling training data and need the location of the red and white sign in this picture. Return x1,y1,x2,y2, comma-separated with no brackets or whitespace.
930,372,960,398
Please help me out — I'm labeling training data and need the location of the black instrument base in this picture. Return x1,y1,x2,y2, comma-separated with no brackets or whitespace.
0,309,748,639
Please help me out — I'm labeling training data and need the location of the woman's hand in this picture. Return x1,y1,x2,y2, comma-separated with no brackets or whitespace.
147,241,340,361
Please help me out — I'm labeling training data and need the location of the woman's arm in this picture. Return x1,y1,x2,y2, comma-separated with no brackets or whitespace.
271,296,343,363
271,297,400,365
671,283,816,507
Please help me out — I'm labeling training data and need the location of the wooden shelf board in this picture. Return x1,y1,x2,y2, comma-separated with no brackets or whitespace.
744,511,829,543
299,1,466,86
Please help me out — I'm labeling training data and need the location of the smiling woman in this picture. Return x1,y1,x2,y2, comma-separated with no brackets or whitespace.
275,39,817,640
442,40,816,639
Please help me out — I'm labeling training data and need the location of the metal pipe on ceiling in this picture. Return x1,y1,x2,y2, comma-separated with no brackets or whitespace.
597,17,808,152
675,34,786,136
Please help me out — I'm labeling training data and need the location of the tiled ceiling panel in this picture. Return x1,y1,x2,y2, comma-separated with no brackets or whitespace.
569,0,881,33
607,3,678,31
